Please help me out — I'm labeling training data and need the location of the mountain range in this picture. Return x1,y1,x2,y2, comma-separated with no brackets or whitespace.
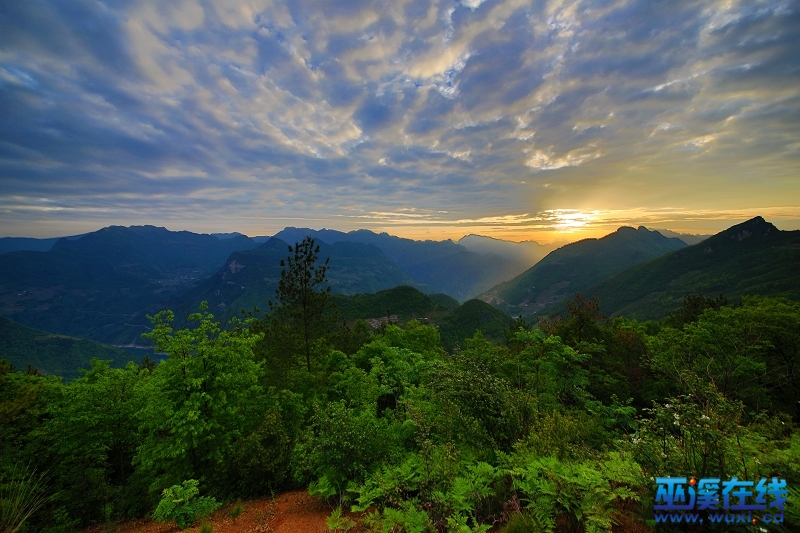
0,225,260,344
555,217,800,319
0,225,540,345
270,227,535,300
479,226,688,317
1,217,797,378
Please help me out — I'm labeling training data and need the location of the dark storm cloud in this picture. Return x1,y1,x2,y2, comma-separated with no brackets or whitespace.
1,0,798,238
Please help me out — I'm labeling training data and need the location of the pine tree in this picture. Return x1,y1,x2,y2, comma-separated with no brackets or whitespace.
269,236,338,372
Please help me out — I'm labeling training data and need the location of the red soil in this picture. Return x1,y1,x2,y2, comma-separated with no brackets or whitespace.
82,490,346,533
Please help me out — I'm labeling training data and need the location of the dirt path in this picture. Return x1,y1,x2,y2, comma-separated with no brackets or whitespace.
82,490,345,533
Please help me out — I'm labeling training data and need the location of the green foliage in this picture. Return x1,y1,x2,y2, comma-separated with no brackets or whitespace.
135,304,262,495
569,216,800,320
227,502,244,520
423,352,528,453
648,297,800,417
438,299,513,353
509,453,642,533
516,410,608,461
489,225,685,315
226,407,292,496
352,454,500,532
332,286,452,325
326,507,355,532
152,479,220,529
505,329,591,413
266,236,339,373
663,293,728,329
0,317,134,380
40,359,149,522
630,383,797,482
0,463,54,533
293,400,398,492
198,520,213,533
502,512,541,533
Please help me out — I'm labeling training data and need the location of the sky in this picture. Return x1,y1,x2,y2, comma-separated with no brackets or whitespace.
1,0,799,243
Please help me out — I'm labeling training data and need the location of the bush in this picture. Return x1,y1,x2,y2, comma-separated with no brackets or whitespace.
293,400,397,492
152,479,220,529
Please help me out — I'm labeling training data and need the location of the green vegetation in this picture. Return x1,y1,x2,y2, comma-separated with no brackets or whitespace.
332,285,453,324
1,229,799,532
482,226,686,317
437,299,513,352
152,479,220,529
0,317,133,379
567,216,800,320
0,463,54,533
268,236,339,372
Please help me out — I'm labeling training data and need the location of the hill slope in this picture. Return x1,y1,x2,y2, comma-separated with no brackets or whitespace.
0,225,259,344
480,226,686,317
178,239,430,320
332,285,455,326
437,299,513,352
273,227,529,300
569,217,800,320
0,316,135,379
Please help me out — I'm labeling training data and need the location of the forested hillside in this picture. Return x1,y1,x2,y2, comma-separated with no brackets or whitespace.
0,317,133,379
480,226,686,317
0,226,259,345
2,234,798,533
556,216,800,319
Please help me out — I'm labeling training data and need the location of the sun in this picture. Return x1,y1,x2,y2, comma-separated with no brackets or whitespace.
549,210,597,233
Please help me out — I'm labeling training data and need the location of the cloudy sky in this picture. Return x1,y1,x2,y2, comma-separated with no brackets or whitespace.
1,0,798,242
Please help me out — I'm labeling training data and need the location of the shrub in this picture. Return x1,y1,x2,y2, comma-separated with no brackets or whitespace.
502,512,541,533
152,479,220,529
227,502,244,520
326,507,355,532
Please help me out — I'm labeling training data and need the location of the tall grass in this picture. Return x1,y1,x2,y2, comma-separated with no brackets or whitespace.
0,463,53,533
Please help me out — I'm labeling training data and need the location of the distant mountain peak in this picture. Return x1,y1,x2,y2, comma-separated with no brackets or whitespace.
712,216,779,243
258,237,289,251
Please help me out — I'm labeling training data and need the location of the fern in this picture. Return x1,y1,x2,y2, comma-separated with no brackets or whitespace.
511,454,642,533
327,507,356,532
152,479,220,530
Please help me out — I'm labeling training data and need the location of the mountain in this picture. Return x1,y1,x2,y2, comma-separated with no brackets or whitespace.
437,299,514,352
480,226,687,317
0,225,259,344
564,217,800,320
0,236,63,254
456,234,553,268
332,285,455,325
177,238,430,320
649,228,711,246
0,316,136,379
272,227,528,300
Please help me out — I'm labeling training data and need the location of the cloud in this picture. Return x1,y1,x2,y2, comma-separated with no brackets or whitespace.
0,0,798,239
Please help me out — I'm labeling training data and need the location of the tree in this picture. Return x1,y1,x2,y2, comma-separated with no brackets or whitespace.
663,293,727,329
135,304,263,496
268,237,338,372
